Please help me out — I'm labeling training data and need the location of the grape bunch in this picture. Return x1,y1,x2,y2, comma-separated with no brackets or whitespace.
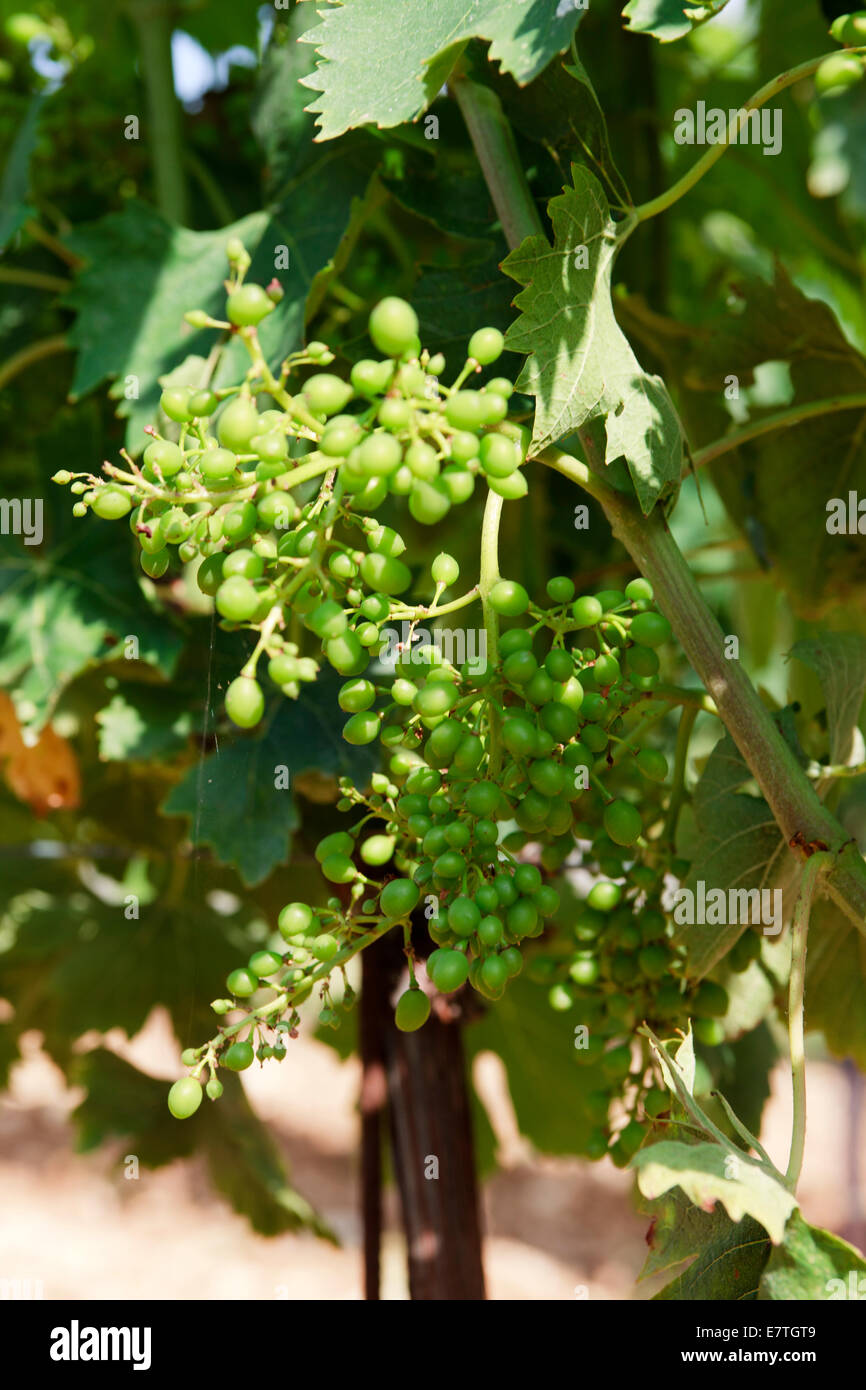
58,241,729,1166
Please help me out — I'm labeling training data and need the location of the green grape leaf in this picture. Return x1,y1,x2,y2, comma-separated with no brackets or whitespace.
758,1210,866,1301
0,93,42,247
96,687,194,761
632,1140,797,1245
299,0,586,142
788,633,866,768
675,716,804,977
641,1189,770,1299
72,1049,334,1239
63,137,378,451
464,973,608,1156
502,165,684,513
162,679,376,886
0,502,182,736
622,1,731,42
806,897,866,1069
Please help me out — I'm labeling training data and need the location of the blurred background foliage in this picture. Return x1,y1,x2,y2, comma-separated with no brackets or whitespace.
1,0,865,1234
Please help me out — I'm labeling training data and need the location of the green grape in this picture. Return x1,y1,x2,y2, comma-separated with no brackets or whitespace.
379,397,412,431
217,398,260,453
432,850,465,879
226,967,258,997
141,549,169,579
206,1078,224,1100
444,391,488,432
338,678,376,713
513,864,541,895
199,448,238,482
693,980,729,1019
479,433,519,478
618,1120,646,1158
465,781,501,817
325,631,366,675
368,297,419,357
730,930,761,972
468,326,504,364
625,577,653,602
486,471,527,500
161,387,193,423
321,852,356,884
489,579,530,617
603,799,643,846
359,552,411,595
225,676,264,728
317,832,355,861
428,948,470,993
356,431,402,477
480,954,509,994
587,881,622,912
630,611,671,648
343,710,381,744
395,988,431,1032
478,915,504,948
450,431,480,465
627,645,659,678
545,647,574,682
638,945,670,980
569,956,600,986
190,389,218,417
227,283,275,326
815,52,865,95
91,487,132,520
380,878,421,918
249,950,283,976
167,1077,203,1119
409,479,451,525
414,683,457,719
321,419,363,457
308,600,348,640
636,748,668,782
144,440,185,477
312,933,340,962
224,549,264,580
404,440,439,481
222,1041,255,1071
303,373,353,416
222,501,257,544
593,653,620,687
279,902,314,940
571,595,604,628
360,834,395,865
506,898,538,938
431,552,459,587
350,358,393,396
448,896,481,938
693,1017,725,1046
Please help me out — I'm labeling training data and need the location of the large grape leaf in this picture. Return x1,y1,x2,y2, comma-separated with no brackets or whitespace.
299,0,586,142
788,633,866,768
622,0,730,42
63,137,379,450
162,678,376,886
632,1140,797,1245
0,93,42,248
0,494,182,736
72,1049,334,1239
758,1210,866,1301
674,714,803,977
502,164,684,513
95,687,195,761
641,1190,770,1299
464,973,608,1156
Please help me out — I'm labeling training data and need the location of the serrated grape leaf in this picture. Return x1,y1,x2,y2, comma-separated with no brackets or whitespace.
0,501,182,736
71,1049,334,1239
632,1140,797,1245
788,633,866,768
758,1209,866,1301
622,0,731,42
299,0,586,142
63,137,379,450
464,973,608,1155
95,687,194,761
0,93,42,247
641,1189,770,1299
806,897,866,1070
502,164,684,513
162,677,376,886
674,715,803,977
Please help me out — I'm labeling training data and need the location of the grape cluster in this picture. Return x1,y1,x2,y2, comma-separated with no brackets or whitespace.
59,241,730,1165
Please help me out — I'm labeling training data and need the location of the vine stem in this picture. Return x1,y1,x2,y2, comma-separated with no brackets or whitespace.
454,80,866,934
0,334,68,392
0,267,70,293
449,74,544,245
633,51,860,223
693,395,866,469
127,0,189,224
786,852,832,1191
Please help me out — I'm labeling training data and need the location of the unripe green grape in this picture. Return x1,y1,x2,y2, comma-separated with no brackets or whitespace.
199,447,238,482
325,630,367,675
251,430,288,465
428,948,469,993
380,878,420,918
693,980,729,1019
395,987,431,1032
206,1078,224,1100
488,578,529,616
197,555,224,597
368,297,419,358
815,51,865,95
499,628,533,655
636,747,668,782
160,508,193,544
359,834,395,866
161,386,193,423
693,1017,725,1046
351,358,393,396
487,470,528,500
303,373,353,417
308,600,348,640
248,950,283,977
141,548,169,579
603,798,643,846
409,479,451,525
217,398,260,452
321,852,356,884
627,644,660,678
359,551,411,595
569,955,600,986
279,901,314,939
225,676,265,728
52,470,72,484
223,549,264,581
479,432,519,478
572,595,603,628
431,552,459,587
222,1040,255,1071
439,465,474,504
216,576,260,622
343,710,381,745
506,898,538,938
638,944,670,980
338,678,375,713
92,487,132,520
445,390,488,432
630,611,671,648
227,283,274,326
447,896,481,938
226,967,258,997
144,439,185,477
486,376,514,398
468,326,504,364
546,576,575,605
449,430,480,465
378,397,412,431
311,933,340,962
168,1077,203,1119
432,850,465,879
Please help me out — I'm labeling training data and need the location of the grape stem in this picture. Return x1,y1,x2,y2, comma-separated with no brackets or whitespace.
785,852,832,1192
663,705,698,847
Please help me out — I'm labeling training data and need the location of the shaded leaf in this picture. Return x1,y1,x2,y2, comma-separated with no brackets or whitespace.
788,633,866,767
806,897,866,1070
642,1189,770,1299
758,1209,866,1301
299,0,585,142
502,164,684,513
96,687,194,761
0,93,41,247
623,0,731,43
